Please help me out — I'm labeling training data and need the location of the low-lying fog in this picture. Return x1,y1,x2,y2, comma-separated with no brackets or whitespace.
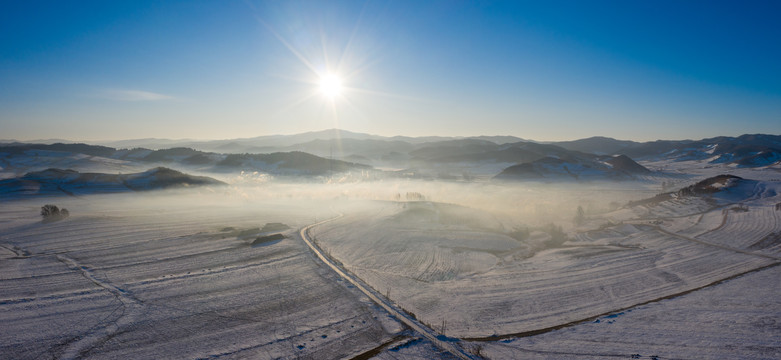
198,175,661,229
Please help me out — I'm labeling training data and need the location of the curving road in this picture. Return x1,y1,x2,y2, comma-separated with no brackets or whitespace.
299,215,478,360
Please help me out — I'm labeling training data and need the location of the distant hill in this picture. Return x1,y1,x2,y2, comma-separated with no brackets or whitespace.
409,139,500,161
0,167,225,198
408,140,581,164
0,143,117,157
3,132,778,184
551,136,638,155
24,130,780,169
96,129,527,154
494,154,650,182
604,154,652,174
139,147,205,162
552,134,781,167
93,137,198,150
215,151,371,175
0,142,374,177
98,129,389,152
282,138,413,160
124,167,225,190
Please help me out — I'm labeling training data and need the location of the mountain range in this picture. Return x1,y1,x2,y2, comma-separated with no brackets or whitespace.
1,130,779,186
81,130,781,169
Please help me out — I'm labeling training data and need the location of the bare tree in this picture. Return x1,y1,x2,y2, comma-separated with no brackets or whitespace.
574,206,585,225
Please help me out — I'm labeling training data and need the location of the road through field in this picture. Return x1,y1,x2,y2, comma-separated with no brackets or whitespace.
299,215,478,360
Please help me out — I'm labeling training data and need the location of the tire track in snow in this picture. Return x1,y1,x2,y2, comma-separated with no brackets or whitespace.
56,254,145,359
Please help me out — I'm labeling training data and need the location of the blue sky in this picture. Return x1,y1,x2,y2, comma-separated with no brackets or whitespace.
1,0,779,141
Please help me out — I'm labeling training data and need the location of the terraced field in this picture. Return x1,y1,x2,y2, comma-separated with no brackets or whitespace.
478,264,781,359
658,210,724,237
698,205,781,255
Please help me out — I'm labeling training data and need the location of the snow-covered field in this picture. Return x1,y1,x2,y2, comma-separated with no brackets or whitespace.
0,194,405,359
311,199,778,338
478,264,781,359
1,158,780,359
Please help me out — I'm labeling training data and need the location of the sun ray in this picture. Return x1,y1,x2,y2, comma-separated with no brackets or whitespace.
345,86,433,103
341,58,382,80
339,94,372,124
266,72,318,86
268,90,320,118
320,29,333,73
337,1,370,74
256,17,320,77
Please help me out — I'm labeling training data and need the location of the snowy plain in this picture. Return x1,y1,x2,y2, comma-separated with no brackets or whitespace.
0,194,406,359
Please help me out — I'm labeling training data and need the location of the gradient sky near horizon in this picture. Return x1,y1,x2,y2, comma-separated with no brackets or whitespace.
2,0,780,142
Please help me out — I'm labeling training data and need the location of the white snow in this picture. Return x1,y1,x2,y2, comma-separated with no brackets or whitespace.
0,194,404,359
478,265,781,359
311,198,777,338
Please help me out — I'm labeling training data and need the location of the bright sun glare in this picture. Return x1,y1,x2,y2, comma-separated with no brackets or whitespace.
319,73,343,98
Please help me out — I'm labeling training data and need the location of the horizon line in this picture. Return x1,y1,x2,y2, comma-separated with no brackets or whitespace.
2,128,778,145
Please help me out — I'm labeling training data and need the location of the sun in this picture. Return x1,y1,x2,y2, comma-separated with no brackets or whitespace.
319,73,343,98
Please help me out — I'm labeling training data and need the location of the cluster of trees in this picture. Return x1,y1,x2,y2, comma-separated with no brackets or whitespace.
40,204,69,222
393,192,427,201
507,223,567,248
508,226,530,242
574,206,586,225
660,180,676,192
405,192,426,201
544,223,567,248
